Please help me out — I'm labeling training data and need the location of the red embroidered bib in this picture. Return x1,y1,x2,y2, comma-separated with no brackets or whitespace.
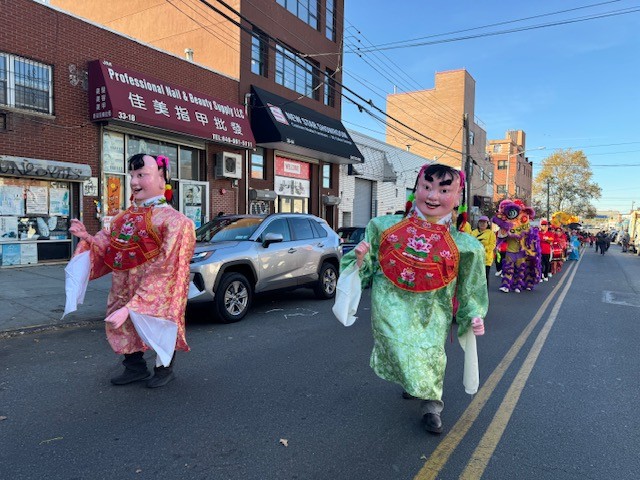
379,217,459,292
104,206,162,271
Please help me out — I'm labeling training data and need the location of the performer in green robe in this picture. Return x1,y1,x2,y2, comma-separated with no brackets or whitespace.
340,164,488,434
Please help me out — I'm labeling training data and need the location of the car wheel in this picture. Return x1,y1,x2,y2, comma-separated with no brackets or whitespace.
215,272,252,323
314,262,338,299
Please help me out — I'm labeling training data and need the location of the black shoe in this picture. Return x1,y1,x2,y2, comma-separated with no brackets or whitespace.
146,366,175,388
110,368,151,385
402,390,417,400
422,413,443,434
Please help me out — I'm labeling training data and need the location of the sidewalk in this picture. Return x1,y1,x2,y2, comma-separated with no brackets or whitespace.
0,263,110,336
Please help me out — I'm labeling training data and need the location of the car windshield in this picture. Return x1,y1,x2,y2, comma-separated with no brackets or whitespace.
196,217,263,242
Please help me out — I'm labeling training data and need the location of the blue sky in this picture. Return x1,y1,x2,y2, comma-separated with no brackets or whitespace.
340,0,640,213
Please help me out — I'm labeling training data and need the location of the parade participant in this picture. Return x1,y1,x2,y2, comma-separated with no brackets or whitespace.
492,199,541,293
494,234,507,277
340,163,488,434
472,215,497,286
568,230,581,260
538,220,554,281
453,205,472,234
550,226,566,275
65,153,196,388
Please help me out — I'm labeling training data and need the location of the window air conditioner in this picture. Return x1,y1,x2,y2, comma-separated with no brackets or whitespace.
215,152,242,179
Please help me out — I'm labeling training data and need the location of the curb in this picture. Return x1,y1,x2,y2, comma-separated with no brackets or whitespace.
0,318,104,339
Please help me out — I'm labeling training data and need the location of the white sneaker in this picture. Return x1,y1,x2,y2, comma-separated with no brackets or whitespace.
526,287,532,291
499,286,509,293
544,277,549,281
514,288,521,293
495,270,502,276
548,273,552,278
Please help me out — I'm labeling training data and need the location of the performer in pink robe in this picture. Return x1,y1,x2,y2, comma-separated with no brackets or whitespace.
67,153,195,388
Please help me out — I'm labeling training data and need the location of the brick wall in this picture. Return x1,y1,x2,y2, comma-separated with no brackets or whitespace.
1,0,241,233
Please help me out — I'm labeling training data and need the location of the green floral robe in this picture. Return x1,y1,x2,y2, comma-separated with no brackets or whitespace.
340,214,488,400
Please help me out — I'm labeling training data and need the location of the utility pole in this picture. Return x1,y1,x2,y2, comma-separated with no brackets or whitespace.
546,179,551,221
463,113,472,211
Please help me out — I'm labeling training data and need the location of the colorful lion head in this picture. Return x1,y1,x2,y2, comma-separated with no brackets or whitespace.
492,199,536,239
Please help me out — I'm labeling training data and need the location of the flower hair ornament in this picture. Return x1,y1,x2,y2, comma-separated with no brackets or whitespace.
156,155,173,202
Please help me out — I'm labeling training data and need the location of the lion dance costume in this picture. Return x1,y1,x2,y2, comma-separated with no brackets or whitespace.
492,199,542,293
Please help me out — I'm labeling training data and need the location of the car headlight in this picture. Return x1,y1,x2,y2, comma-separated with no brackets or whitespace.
191,251,214,263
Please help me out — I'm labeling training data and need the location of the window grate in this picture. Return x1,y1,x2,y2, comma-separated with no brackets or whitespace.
0,53,53,115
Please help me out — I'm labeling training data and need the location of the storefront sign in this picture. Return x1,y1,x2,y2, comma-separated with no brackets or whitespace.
88,60,255,149
251,86,363,164
275,156,310,179
275,175,310,198
0,156,92,181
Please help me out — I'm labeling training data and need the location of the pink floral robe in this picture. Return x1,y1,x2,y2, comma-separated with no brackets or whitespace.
75,206,195,355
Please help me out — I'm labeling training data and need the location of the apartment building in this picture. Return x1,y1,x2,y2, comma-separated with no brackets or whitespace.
486,130,534,204
385,69,493,219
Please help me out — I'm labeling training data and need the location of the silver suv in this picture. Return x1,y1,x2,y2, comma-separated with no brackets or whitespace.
188,213,341,323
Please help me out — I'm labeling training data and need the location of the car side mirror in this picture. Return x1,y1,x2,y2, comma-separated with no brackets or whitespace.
262,232,284,248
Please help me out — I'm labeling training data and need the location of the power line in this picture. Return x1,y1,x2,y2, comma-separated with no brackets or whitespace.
342,25,463,124
355,0,623,50
354,7,640,53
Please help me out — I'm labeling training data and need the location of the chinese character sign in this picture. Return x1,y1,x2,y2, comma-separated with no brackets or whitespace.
88,60,255,148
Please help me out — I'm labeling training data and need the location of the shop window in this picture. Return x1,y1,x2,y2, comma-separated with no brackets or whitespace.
322,164,331,188
0,178,72,266
102,132,203,219
179,146,200,180
103,131,126,216
0,53,52,114
251,148,265,179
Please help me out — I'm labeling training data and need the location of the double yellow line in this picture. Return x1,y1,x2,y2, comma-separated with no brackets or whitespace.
415,255,582,480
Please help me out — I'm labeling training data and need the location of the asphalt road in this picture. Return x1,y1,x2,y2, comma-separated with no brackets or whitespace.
1,244,639,479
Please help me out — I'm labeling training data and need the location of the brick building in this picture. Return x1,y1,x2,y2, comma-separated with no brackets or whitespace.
0,0,253,266
385,69,493,219
50,0,362,229
486,130,534,204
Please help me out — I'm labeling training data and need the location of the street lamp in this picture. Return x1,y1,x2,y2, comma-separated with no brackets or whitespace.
505,146,545,199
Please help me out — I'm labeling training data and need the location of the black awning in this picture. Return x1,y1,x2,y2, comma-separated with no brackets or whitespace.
250,86,363,165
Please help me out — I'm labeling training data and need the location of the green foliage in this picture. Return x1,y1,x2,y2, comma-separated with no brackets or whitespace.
532,149,601,218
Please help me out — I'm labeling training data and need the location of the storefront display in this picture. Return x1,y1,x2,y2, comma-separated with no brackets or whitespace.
99,130,210,229
0,178,74,266
275,155,310,213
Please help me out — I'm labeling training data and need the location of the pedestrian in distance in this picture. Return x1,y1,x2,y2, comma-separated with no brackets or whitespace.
340,163,487,435
66,153,196,388
471,215,497,286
